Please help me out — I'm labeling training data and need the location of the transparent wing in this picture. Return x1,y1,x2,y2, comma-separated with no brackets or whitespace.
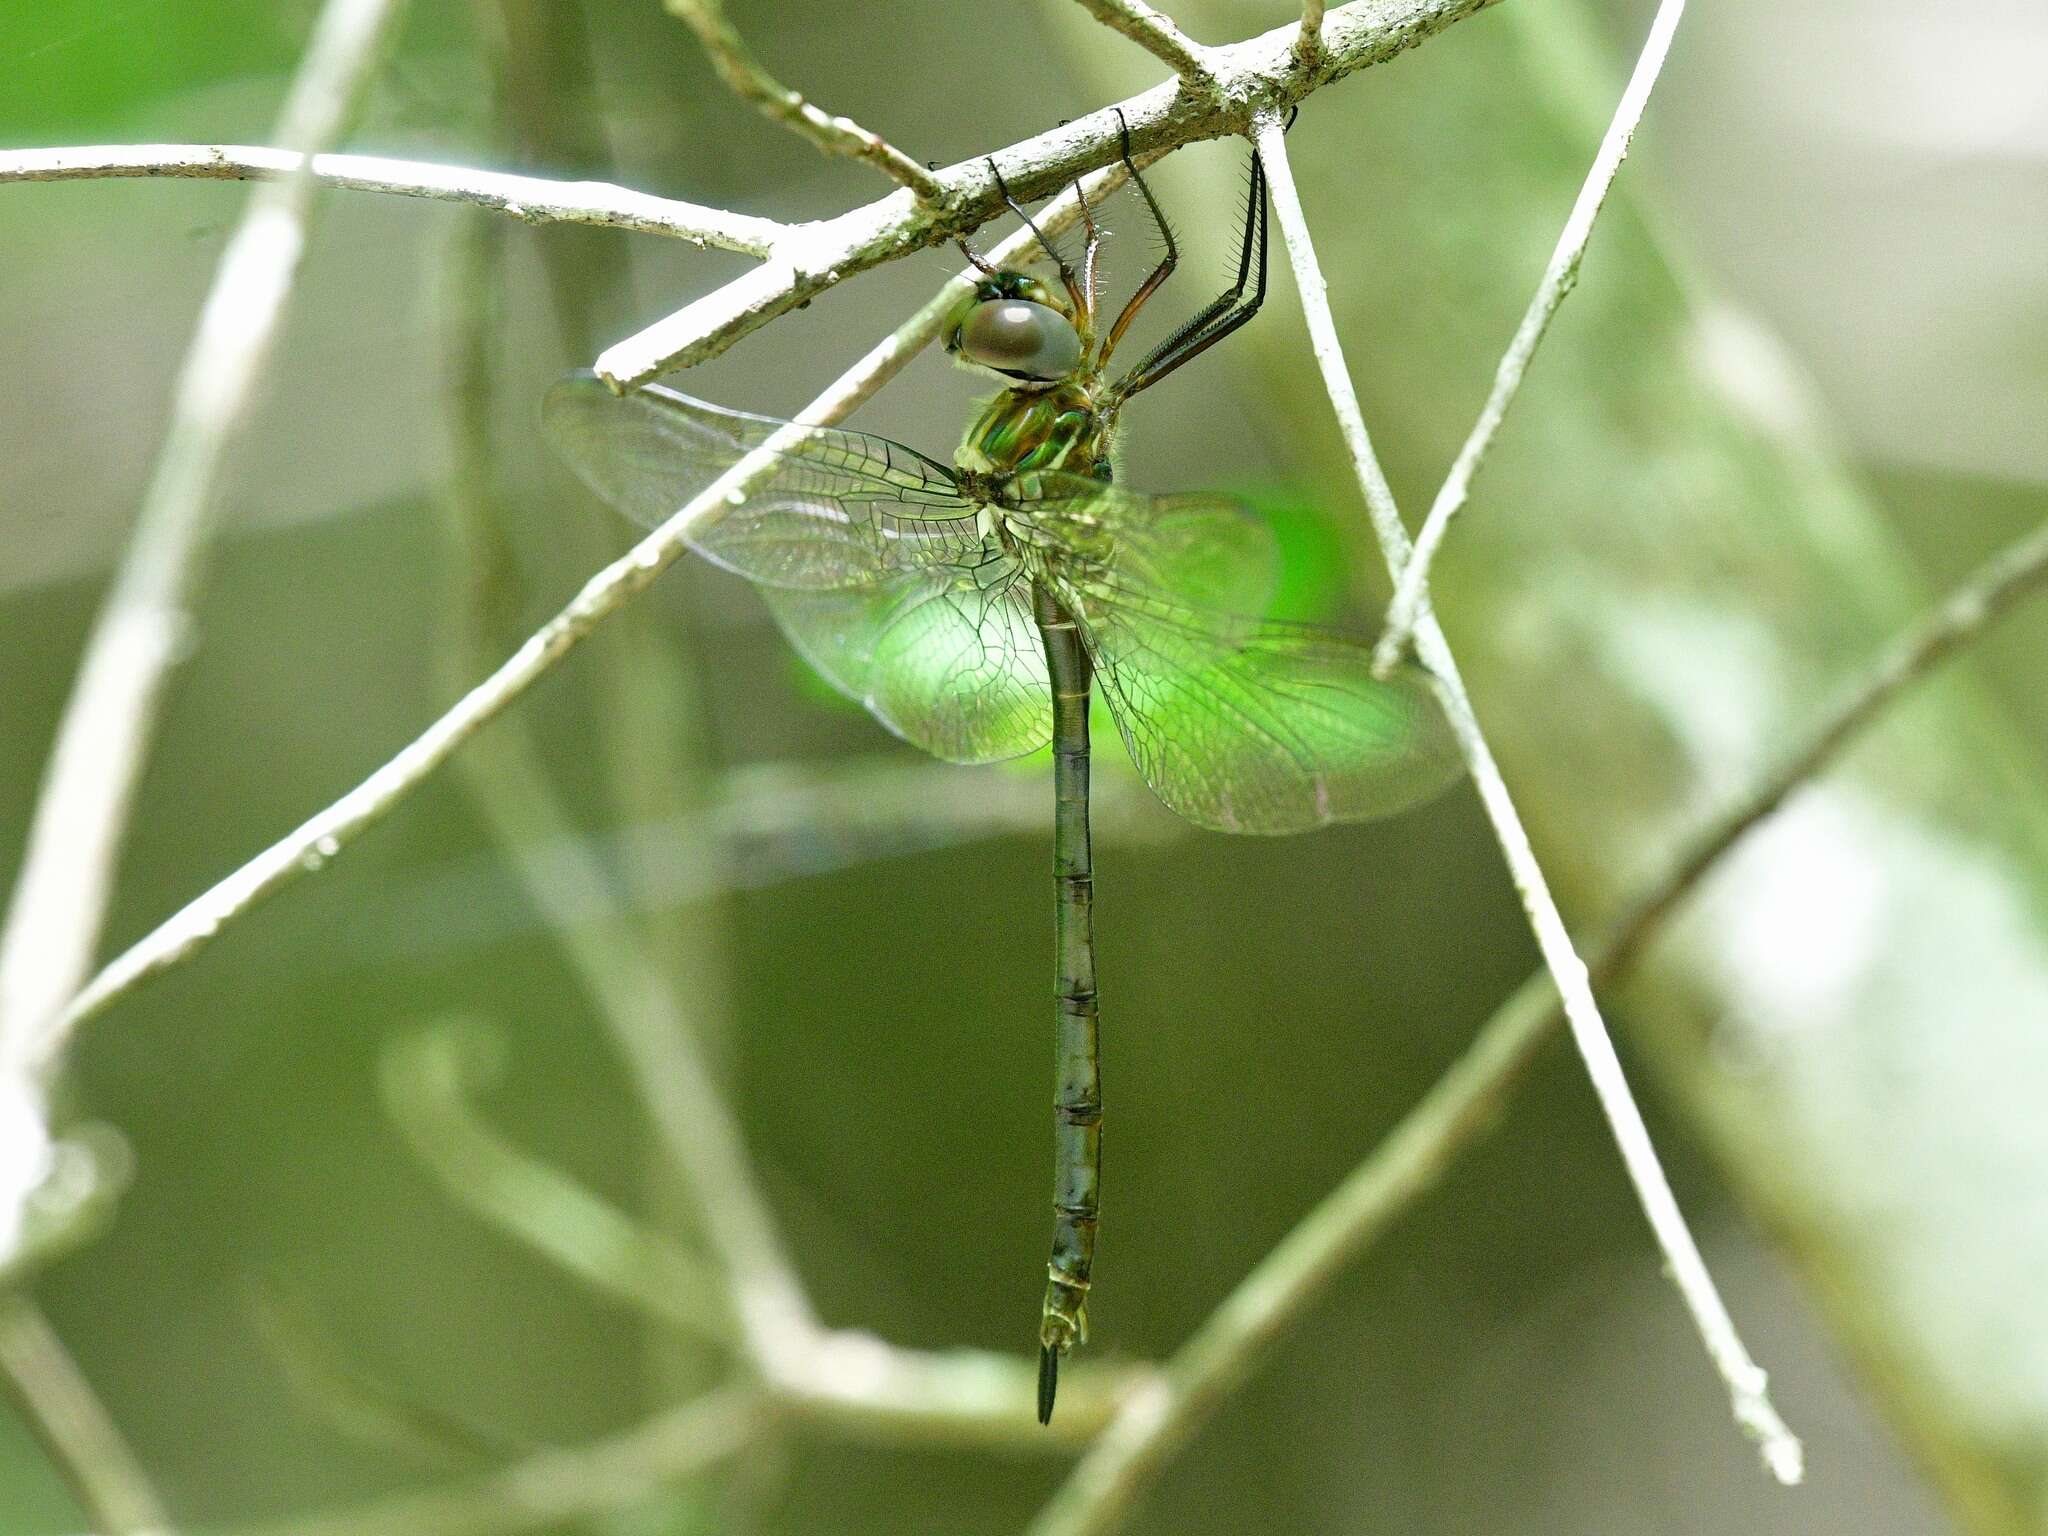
763,564,1051,765
543,371,985,590
1052,571,1463,834
1010,473,1280,618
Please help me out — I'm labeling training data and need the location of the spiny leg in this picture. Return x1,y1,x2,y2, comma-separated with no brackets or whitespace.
989,158,1089,321
1030,579,1100,1425
1110,110,1291,399
956,235,1001,278
1074,172,1103,343
1109,141,1270,402
1095,107,1180,369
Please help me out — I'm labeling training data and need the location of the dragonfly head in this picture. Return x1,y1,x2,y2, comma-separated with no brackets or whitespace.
944,272,1083,387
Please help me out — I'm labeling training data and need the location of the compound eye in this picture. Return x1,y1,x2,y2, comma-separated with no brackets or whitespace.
954,299,1082,381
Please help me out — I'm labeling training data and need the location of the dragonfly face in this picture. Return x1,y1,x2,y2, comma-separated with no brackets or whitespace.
944,271,1084,386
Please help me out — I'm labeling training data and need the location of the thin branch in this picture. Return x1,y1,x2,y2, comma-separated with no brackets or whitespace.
53,161,1130,1041
432,228,812,1379
380,1025,731,1351
2,6,1500,390
223,1388,761,1536
774,1334,1147,1451
0,0,404,1261
662,0,944,201
1025,458,2048,1536
0,145,788,255
0,1298,167,1535
1605,511,2048,981
1070,0,1217,85
1253,116,1802,1484
1294,1,1327,68
378,1023,1146,1450
593,0,1500,384
1373,0,1687,672
48,1323,1134,1536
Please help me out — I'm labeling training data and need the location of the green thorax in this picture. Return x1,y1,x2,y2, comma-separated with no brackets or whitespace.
955,381,1112,484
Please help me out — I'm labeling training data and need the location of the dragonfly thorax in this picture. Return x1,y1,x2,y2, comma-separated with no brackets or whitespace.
954,380,1112,486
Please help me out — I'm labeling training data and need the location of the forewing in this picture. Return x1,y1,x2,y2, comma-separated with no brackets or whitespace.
543,372,984,590
765,569,1051,765
1061,576,1463,834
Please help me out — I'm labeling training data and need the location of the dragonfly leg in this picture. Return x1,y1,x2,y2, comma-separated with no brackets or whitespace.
1095,107,1180,369
988,159,1089,320
1108,139,1270,402
1074,173,1103,344
1032,580,1101,1426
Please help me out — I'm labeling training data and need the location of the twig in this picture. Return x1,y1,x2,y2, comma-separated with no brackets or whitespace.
1253,116,1802,1485
433,225,812,1380
0,0,405,1261
1294,1,1327,68
0,1296,168,1535
593,0,1499,383
2,5,1500,389
53,160,1131,1042
774,1334,1146,1451
662,0,944,201
377,1021,1145,1449
1373,0,1687,672
0,145,787,254
1606,512,2048,981
380,1025,731,1350
1070,0,1217,85
222,1388,761,1536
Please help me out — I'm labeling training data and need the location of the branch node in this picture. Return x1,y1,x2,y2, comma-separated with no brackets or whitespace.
664,0,945,202
1071,0,1220,91
1294,1,1327,70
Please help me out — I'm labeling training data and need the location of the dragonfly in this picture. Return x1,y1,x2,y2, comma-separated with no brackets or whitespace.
543,117,1462,1423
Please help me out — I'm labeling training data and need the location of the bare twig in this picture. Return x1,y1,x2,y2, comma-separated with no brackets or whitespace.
1606,512,2048,980
1373,0,1687,672
1253,116,1802,1484
1071,0,1217,85
594,0,1499,384
0,145,788,254
434,232,812,1382
1294,1,1327,68
377,1021,1145,1449
53,161,1132,1042
2,6,1500,390
0,0,405,1266
0,1298,166,1535
662,0,944,200
380,1025,731,1349
223,1389,761,1536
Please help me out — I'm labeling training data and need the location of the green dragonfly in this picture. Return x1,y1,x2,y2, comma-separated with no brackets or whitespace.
544,120,1462,1423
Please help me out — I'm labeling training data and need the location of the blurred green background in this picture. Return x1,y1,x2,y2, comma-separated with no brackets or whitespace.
4,1,2046,1532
